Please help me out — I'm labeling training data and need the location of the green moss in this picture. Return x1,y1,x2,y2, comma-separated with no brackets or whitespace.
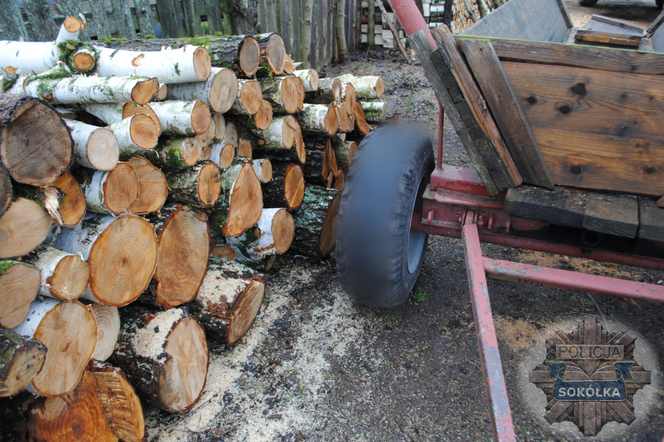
215,31,224,36
2,75,17,93
174,62,181,76
100,37,127,45
57,41,98,74
178,36,211,47
0,260,17,275
109,49,120,59
25,64,70,86
145,34,155,39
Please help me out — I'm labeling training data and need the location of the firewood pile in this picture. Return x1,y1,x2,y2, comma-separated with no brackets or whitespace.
0,15,392,440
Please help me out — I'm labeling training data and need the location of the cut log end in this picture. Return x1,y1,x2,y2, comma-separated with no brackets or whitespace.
210,68,239,114
127,157,168,215
191,100,212,135
53,172,86,226
103,162,140,214
285,164,305,211
157,84,168,101
273,208,295,254
259,159,273,183
283,54,294,75
325,106,340,136
122,103,162,136
238,138,252,159
332,79,343,102
0,198,51,259
375,77,385,98
239,80,263,116
87,127,120,171
90,305,120,362
319,193,341,257
130,113,159,150
219,143,235,169
131,78,159,105
72,50,96,71
193,47,212,81
30,301,98,397
50,254,90,300
1,98,73,187
281,77,303,114
222,163,263,237
227,281,265,346
262,34,286,74
198,162,223,207
255,100,273,131
0,262,40,329
88,215,158,307
239,37,261,76
344,84,356,116
210,244,237,260
63,16,83,33
161,317,209,412
0,166,11,218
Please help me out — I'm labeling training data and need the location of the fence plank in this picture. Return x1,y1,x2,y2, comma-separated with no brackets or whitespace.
109,0,137,39
182,0,203,36
134,0,156,37
155,0,185,37
2,0,30,41
291,0,301,60
205,0,224,34
23,0,59,41
280,0,292,54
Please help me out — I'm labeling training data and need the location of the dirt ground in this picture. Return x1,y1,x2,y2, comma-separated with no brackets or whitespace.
140,3,664,441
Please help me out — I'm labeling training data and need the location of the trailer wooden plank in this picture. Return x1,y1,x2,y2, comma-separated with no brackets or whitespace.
408,31,500,195
432,25,522,189
574,29,642,48
583,193,638,238
460,39,554,188
457,37,664,75
638,197,664,241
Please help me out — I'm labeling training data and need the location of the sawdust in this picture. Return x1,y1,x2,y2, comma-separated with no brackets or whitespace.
494,315,547,353
515,250,638,280
195,263,249,308
133,308,184,361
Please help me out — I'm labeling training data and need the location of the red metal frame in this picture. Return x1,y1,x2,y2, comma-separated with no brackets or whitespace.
390,1,664,439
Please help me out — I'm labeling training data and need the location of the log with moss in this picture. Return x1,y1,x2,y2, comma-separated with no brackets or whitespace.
139,136,203,172
289,186,341,258
187,257,266,346
0,329,46,398
111,306,209,413
100,35,261,77
333,139,357,171
360,101,387,122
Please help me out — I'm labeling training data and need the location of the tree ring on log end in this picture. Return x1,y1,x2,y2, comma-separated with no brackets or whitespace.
281,77,301,114
319,193,341,257
239,37,261,77
273,209,295,254
222,163,263,237
210,68,239,114
260,159,272,182
131,78,159,105
103,162,139,214
191,100,211,135
219,144,235,169
50,255,90,300
263,34,286,74
197,162,223,207
0,263,40,328
53,172,86,226
254,100,273,131
227,281,265,346
0,198,51,259
284,164,305,211
239,81,262,116
129,114,159,150
193,47,212,81
374,77,385,98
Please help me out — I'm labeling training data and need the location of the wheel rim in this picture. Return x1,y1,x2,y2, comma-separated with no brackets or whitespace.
407,173,428,274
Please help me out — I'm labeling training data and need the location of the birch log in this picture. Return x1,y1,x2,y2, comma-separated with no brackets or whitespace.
83,102,162,136
334,74,385,99
0,329,46,397
127,156,168,214
112,307,209,413
262,163,305,211
0,260,40,329
141,136,202,171
90,305,121,362
290,186,341,258
166,67,238,113
293,69,319,92
255,33,286,75
12,298,97,397
149,100,211,136
0,198,51,259
22,245,90,301
241,115,306,164
353,101,371,135
19,76,159,105
166,162,223,208
15,172,87,227
303,137,339,185
107,114,159,158
0,16,83,75
47,214,158,307
101,36,261,77
252,158,272,183
337,104,356,132
299,103,339,136
213,112,226,141
254,100,273,131
259,76,302,114
209,162,263,238
333,140,357,170
187,257,265,346
64,119,119,171
230,79,263,116
309,78,342,103
75,163,140,215
226,208,294,267
0,94,73,186
95,45,211,83
361,101,387,122
209,141,235,170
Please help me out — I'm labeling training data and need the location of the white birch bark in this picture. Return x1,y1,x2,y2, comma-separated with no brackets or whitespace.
256,116,289,149
231,79,262,115
11,298,61,340
94,45,211,84
361,101,387,122
81,103,125,125
30,245,85,300
17,76,157,105
293,69,319,92
226,208,290,265
334,74,384,99
149,100,210,136
107,115,155,156
252,159,271,183
299,103,337,135
79,170,120,215
46,215,117,262
209,141,234,170
166,67,238,113
64,119,119,171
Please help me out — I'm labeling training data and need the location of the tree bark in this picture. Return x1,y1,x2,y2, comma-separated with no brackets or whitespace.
209,162,263,238
166,162,223,209
333,74,385,99
0,198,51,259
74,162,139,215
83,102,162,136
259,76,303,114
0,329,46,398
111,307,209,413
140,136,202,172
47,214,158,307
90,305,120,362
187,257,265,346
307,78,342,104
0,94,73,186
293,69,319,92
299,104,339,136
262,163,305,211
255,33,286,75
167,67,239,114
336,0,350,62
252,158,273,183
149,100,211,137
141,204,210,309
22,244,90,301
289,186,341,258
303,137,338,185
239,115,306,164
14,172,86,227
12,299,97,397
360,101,387,122
0,260,40,329
0,165,11,219
101,36,261,77
64,120,120,171
127,156,169,215
94,45,211,84
333,139,357,171
213,113,226,141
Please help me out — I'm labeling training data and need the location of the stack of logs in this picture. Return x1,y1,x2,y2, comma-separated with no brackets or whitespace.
0,16,391,441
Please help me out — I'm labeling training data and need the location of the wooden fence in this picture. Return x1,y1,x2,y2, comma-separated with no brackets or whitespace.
0,0,360,69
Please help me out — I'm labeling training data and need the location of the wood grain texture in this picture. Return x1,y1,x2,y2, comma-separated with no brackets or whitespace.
582,192,638,238
503,61,664,196
432,25,522,189
460,39,553,188
638,197,664,241
574,30,642,48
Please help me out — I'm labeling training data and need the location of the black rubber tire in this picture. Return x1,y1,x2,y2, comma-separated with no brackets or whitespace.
336,127,434,308
578,0,598,6
658,0,663,9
